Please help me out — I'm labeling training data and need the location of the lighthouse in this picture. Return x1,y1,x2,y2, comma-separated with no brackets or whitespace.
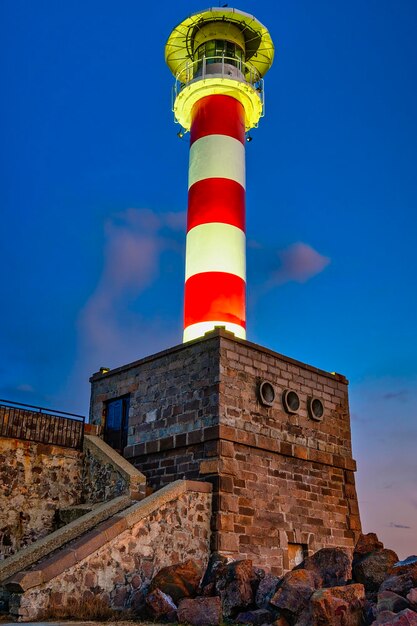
90,7,361,573
165,8,274,343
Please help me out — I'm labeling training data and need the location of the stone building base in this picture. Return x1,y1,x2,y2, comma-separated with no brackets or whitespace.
90,329,361,575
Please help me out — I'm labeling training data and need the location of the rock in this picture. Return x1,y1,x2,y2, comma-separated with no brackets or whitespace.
201,582,215,596
301,547,352,587
200,552,229,590
389,557,417,578
272,618,290,626
177,596,222,626
255,572,280,609
377,590,410,614
293,607,314,626
145,588,177,620
309,583,366,626
353,549,399,592
374,611,400,624
215,559,253,618
373,609,417,625
406,588,417,607
130,587,147,612
374,611,399,624
270,569,321,617
354,533,384,558
149,559,203,603
235,608,276,624
363,598,377,625
380,574,417,598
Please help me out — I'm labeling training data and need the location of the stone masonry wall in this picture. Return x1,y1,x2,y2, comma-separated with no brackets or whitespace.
82,445,128,504
0,438,83,559
206,334,361,573
11,486,211,621
89,339,220,449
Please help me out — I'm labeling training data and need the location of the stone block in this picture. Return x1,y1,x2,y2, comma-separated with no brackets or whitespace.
95,516,128,542
37,548,78,583
70,529,107,561
5,570,43,592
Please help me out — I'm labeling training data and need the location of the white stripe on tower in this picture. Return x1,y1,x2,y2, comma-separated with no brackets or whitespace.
188,135,246,190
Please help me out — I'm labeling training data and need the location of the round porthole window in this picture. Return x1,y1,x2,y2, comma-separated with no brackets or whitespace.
308,397,324,421
259,380,276,406
282,389,300,414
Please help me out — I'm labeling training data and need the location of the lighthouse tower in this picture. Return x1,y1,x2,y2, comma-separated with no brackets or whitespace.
165,8,274,343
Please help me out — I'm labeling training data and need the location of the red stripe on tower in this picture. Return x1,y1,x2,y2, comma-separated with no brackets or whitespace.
183,95,247,342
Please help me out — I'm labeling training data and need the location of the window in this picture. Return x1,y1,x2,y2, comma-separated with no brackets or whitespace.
195,40,244,67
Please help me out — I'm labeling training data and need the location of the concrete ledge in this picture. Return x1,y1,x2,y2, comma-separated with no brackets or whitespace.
0,495,131,585
84,434,146,500
4,480,212,592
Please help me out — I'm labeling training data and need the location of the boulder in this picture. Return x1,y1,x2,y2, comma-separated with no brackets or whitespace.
293,607,314,626
380,575,417,598
377,591,410,614
353,549,399,592
177,596,222,626
255,572,281,609
215,559,253,618
145,588,177,620
373,609,417,625
270,569,321,617
379,557,417,599
301,547,352,587
200,552,229,591
389,557,417,578
309,583,366,626
235,608,276,624
354,533,384,558
149,559,203,603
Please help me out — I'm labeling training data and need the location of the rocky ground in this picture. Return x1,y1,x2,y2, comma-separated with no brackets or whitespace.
4,533,417,625
135,533,417,625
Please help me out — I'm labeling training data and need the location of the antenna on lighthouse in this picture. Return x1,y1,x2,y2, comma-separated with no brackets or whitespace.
165,8,274,343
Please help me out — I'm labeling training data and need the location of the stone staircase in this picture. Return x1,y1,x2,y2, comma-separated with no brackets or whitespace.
1,480,212,621
0,432,150,620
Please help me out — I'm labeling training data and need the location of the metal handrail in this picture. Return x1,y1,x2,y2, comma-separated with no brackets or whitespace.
0,400,85,450
172,54,265,126
0,398,84,420
175,54,262,87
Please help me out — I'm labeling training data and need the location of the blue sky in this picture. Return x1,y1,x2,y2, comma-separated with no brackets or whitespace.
1,0,416,558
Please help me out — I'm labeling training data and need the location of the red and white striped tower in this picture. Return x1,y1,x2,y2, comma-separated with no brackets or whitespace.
165,8,274,343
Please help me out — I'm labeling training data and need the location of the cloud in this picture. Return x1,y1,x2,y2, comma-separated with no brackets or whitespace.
62,208,185,412
0,383,46,407
388,522,412,529
270,242,330,286
249,241,331,301
383,390,409,401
